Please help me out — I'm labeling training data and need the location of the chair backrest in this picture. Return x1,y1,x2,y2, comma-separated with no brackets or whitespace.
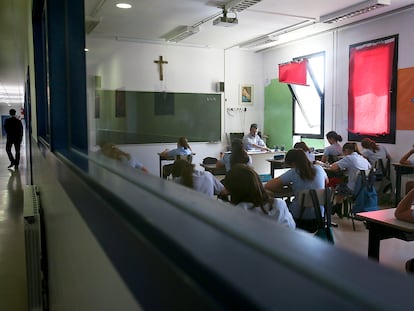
297,188,332,229
202,157,218,165
227,132,244,150
176,154,193,163
373,158,390,179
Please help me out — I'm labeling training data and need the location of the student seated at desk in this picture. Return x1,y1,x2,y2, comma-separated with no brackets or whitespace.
328,142,371,215
160,137,192,178
321,131,343,163
172,159,227,198
399,145,414,165
294,142,315,163
395,188,414,223
394,188,414,272
361,138,390,172
242,123,271,152
225,164,295,229
159,136,192,157
101,143,148,173
264,149,328,232
216,138,252,172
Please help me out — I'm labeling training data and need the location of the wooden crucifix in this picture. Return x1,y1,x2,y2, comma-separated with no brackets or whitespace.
154,55,168,81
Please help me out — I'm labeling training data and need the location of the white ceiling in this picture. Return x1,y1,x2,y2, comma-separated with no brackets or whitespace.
0,0,28,110
1,0,414,110
85,0,414,50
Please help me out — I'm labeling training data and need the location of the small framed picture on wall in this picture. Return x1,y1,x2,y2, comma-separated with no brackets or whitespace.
240,84,253,105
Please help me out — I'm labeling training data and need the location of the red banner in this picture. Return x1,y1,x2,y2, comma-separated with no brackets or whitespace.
278,59,308,85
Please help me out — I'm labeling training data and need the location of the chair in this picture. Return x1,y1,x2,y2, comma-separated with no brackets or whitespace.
373,158,392,202
162,154,193,179
345,169,378,231
297,188,334,244
226,132,244,150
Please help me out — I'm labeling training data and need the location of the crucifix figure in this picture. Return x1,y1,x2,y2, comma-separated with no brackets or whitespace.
154,56,168,81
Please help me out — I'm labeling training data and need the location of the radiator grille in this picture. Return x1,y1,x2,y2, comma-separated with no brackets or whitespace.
24,185,44,311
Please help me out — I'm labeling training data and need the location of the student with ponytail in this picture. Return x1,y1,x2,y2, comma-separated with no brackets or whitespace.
172,159,226,198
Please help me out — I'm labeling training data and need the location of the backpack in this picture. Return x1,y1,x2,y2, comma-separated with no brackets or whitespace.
202,157,218,165
352,170,378,213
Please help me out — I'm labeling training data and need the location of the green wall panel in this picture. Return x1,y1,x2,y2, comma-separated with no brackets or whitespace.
264,79,293,149
264,79,324,151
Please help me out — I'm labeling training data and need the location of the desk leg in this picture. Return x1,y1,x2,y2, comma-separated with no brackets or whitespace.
271,163,275,179
159,158,162,177
367,223,381,261
395,169,402,206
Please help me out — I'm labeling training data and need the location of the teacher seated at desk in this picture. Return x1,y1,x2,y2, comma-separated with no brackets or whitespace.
264,148,328,232
242,123,271,152
159,136,192,178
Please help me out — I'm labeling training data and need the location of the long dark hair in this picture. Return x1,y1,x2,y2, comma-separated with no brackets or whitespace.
326,131,342,143
225,164,274,214
343,142,361,154
293,141,311,152
285,149,316,181
172,159,194,188
230,138,250,168
361,138,380,153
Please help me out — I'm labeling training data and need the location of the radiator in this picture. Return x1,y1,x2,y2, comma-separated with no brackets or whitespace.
24,185,45,311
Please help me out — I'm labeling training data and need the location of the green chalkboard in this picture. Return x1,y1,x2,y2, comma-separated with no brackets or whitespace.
95,90,221,144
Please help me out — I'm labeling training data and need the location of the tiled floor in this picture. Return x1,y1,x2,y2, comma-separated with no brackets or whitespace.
0,139,28,310
332,209,414,275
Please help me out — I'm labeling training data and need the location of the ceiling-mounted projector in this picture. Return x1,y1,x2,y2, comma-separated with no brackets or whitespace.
213,10,238,27
213,15,238,27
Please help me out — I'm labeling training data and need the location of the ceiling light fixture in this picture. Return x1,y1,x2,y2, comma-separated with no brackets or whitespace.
225,0,263,12
116,3,132,9
239,34,279,48
161,25,200,43
319,0,390,24
236,20,314,49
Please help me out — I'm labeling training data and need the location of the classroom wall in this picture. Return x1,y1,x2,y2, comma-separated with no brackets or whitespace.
262,7,414,186
86,38,264,175
86,7,414,182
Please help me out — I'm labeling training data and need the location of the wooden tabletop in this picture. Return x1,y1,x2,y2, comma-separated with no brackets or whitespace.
357,208,414,232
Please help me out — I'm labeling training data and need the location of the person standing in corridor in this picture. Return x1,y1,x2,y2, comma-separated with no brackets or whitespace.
4,109,23,169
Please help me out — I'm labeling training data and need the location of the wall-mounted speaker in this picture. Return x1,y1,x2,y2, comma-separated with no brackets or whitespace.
216,81,224,92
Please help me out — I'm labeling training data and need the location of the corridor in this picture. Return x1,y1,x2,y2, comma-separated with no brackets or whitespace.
0,139,28,310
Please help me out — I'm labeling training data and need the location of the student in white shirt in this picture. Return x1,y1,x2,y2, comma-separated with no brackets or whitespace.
328,142,371,216
399,146,414,165
394,188,414,273
321,131,343,163
172,159,227,198
225,164,296,229
294,141,315,163
216,138,252,172
361,137,390,170
101,143,148,173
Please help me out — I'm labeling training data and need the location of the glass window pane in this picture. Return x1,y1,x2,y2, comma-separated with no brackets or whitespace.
292,53,325,138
